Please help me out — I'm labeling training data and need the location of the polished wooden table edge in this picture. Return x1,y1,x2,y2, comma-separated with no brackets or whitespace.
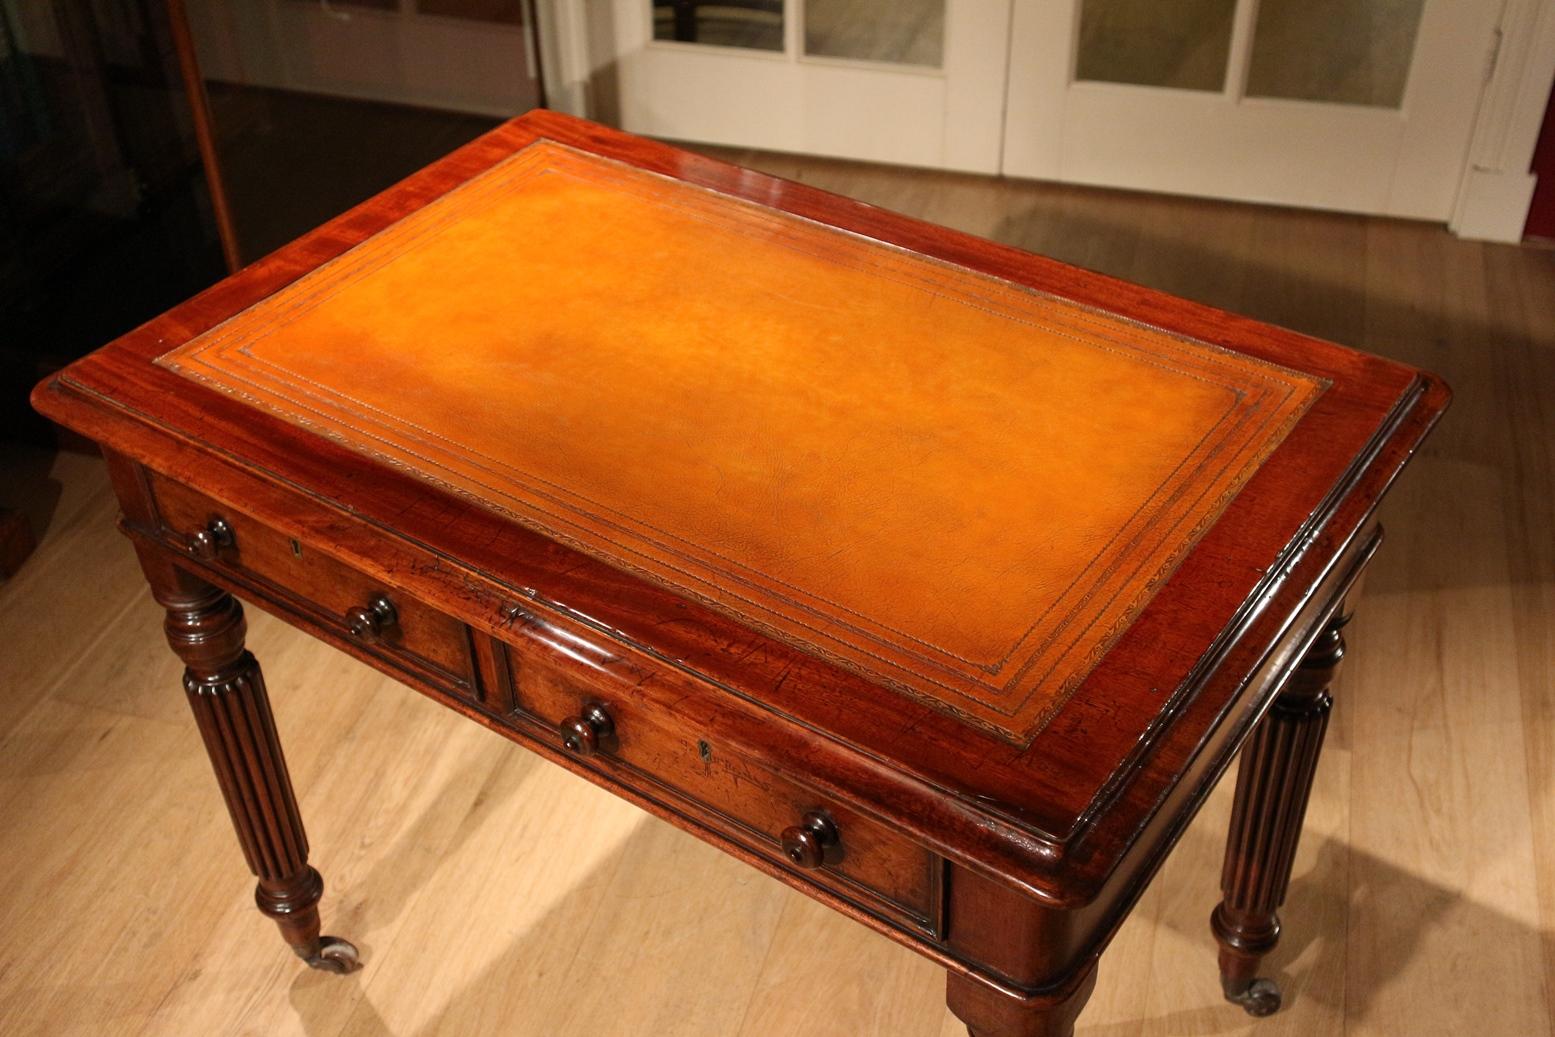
26,111,1456,920
1068,522,1379,969
24,111,1461,1037
28,357,1448,915
40,112,1439,839
1067,372,1430,833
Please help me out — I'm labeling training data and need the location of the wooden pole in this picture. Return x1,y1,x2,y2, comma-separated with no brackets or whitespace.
165,0,242,273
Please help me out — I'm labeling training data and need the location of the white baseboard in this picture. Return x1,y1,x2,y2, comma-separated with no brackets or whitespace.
1450,168,1539,243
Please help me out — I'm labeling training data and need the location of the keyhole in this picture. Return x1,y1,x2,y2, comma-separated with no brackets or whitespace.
698,739,712,763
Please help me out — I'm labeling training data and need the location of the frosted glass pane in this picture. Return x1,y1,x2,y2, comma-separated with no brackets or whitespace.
1076,0,1237,92
1247,0,1424,107
652,1,784,52
804,0,944,67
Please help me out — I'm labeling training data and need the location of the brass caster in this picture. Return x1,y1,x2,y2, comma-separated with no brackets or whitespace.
1224,977,1281,1017
302,935,361,974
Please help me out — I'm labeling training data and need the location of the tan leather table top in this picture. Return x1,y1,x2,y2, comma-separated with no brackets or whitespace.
160,140,1323,744
37,111,1448,888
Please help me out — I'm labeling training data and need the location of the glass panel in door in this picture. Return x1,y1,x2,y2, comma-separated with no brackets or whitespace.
651,1,785,51
1075,0,1237,91
803,0,945,67
605,0,1010,173
1002,0,1499,218
1245,0,1427,106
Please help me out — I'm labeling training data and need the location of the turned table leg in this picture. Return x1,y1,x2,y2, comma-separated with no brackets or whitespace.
1211,603,1350,1015
143,550,359,973
948,966,1097,1037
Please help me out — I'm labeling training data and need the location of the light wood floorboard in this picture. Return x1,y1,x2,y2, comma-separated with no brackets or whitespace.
2,154,1551,1035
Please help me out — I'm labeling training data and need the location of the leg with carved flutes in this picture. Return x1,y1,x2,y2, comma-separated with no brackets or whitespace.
1211,601,1351,1015
138,545,358,972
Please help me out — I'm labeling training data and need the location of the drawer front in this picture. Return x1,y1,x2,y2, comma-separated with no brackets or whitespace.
493,608,944,937
142,472,941,937
147,473,478,695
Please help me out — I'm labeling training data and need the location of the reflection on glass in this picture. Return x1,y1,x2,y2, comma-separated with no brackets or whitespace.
804,0,944,67
1,0,229,401
652,1,785,52
285,0,397,8
187,2,537,258
418,0,526,25
1075,0,1237,92
1247,0,1423,107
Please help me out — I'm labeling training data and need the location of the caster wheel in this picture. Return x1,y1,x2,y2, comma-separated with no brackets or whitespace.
304,936,361,974
1226,977,1282,1017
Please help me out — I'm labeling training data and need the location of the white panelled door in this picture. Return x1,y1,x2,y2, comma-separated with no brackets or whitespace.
592,0,1011,174
566,0,1502,219
1002,0,1502,219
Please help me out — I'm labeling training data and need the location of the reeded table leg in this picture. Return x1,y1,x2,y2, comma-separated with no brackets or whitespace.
141,549,358,973
1211,604,1350,1015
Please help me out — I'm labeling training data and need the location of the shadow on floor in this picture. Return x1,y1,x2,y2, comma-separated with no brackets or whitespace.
275,758,1537,1036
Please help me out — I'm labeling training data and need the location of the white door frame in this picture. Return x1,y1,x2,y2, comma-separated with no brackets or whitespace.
539,0,1010,174
538,0,1555,240
535,0,594,118
1451,0,1555,242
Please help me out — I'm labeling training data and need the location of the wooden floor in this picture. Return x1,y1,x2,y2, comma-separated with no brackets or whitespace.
2,152,1552,1037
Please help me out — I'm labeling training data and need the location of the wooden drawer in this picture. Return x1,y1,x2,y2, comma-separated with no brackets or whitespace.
141,471,942,937
491,606,945,937
146,473,478,696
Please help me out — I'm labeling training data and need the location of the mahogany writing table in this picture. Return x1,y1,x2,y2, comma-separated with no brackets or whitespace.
32,111,1448,1036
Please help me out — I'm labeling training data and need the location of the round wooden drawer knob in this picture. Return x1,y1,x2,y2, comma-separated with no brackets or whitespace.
559,703,617,758
345,595,398,645
186,517,235,560
780,811,839,870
